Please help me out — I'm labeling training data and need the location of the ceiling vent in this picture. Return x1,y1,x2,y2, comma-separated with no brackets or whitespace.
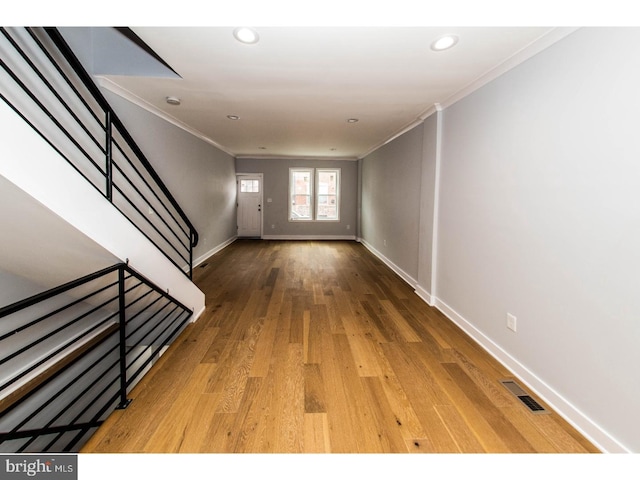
500,379,550,415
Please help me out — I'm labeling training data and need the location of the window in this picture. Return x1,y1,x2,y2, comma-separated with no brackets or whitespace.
240,179,260,193
316,169,339,220
290,169,313,220
289,168,340,221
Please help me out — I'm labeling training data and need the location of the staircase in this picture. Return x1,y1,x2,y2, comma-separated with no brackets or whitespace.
0,27,205,452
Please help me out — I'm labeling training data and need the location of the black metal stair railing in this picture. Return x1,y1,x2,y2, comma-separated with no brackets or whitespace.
0,263,193,453
0,27,199,278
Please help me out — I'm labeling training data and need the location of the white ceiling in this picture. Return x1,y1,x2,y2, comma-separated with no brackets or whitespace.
98,26,575,160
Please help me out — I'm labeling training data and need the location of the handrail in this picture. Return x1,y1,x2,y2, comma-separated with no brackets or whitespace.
43,28,200,251
0,262,193,452
0,265,121,319
0,27,199,278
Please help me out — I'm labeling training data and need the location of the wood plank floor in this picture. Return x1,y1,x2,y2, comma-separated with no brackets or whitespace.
81,240,599,453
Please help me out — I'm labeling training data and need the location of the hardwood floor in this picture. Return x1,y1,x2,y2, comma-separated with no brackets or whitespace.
81,240,599,453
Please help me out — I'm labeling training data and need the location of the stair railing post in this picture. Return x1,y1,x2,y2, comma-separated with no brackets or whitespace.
189,230,194,279
116,265,131,409
105,110,113,202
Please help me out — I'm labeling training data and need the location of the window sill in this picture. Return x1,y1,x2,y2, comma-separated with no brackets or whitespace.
288,219,341,223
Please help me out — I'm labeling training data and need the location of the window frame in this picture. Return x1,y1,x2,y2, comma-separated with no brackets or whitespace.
315,168,340,222
240,179,260,193
288,167,341,222
289,168,314,221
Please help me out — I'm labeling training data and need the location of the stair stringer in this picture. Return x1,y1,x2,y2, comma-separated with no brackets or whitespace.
0,96,205,323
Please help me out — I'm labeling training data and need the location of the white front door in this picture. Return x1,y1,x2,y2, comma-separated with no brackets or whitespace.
237,174,262,238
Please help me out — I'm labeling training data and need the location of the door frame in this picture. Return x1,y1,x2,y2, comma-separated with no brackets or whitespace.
236,173,264,238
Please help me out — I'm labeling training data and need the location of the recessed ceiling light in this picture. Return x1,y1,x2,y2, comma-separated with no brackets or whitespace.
233,27,260,44
347,118,359,123
227,115,240,120
166,96,181,105
431,34,459,51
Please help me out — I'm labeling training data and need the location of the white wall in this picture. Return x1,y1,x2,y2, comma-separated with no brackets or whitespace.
0,99,205,320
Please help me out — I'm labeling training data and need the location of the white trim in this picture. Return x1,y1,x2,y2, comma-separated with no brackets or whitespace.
437,27,580,111
0,99,204,317
359,118,425,159
97,77,236,157
262,235,356,241
359,28,579,161
289,167,314,222
192,236,238,324
99,79,360,162
191,304,207,324
236,154,358,161
315,167,340,222
430,108,443,304
360,221,628,452
419,103,442,121
192,235,237,268
432,297,629,454
414,285,432,305
359,239,417,288
236,173,264,238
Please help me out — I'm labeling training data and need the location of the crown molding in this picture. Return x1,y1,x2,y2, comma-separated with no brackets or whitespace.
359,103,441,160
358,116,424,160
96,76,237,157
359,27,580,160
235,154,358,161
99,28,579,163
437,27,580,110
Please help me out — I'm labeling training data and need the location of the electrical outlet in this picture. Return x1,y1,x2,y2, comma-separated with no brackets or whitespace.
346,224,350,230
507,313,517,332
383,239,387,247
271,224,275,229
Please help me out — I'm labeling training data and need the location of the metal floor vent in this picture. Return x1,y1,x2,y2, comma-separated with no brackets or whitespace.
199,263,209,269
500,379,550,415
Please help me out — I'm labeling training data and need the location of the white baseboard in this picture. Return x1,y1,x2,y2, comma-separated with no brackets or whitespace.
191,303,207,324
433,297,628,454
193,235,237,268
359,239,417,288
261,235,357,241
359,237,627,453
414,284,433,306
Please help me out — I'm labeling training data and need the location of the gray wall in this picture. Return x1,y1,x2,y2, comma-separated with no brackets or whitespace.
360,28,640,452
0,268,44,307
361,123,424,281
102,91,238,263
436,27,640,452
236,157,357,238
